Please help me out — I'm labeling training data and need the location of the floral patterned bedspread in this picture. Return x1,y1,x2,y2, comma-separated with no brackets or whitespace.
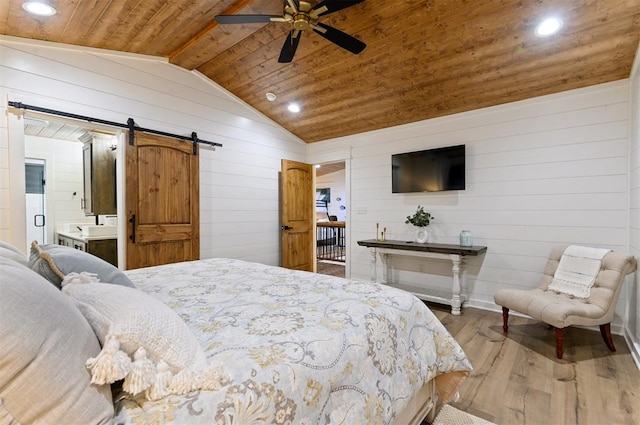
115,258,472,425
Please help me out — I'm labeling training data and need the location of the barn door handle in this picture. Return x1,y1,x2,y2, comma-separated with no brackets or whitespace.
129,215,136,243
281,225,293,231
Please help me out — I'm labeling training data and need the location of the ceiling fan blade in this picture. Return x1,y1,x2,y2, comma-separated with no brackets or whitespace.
312,22,366,54
278,30,302,63
311,0,364,17
286,0,300,13
215,14,281,24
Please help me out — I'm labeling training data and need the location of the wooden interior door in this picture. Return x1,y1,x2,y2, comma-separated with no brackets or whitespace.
280,159,314,271
125,132,199,269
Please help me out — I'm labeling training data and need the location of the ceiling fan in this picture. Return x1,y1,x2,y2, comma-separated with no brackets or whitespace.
215,0,366,63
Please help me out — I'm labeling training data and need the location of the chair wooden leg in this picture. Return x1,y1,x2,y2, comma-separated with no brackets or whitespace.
502,307,509,332
555,327,564,359
600,323,616,352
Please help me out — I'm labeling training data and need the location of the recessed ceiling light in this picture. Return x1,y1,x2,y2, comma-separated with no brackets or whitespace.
266,92,277,102
287,103,301,113
22,2,57,16
535,17,563,37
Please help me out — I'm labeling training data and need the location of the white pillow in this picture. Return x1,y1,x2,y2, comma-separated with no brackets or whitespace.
61,273,228,400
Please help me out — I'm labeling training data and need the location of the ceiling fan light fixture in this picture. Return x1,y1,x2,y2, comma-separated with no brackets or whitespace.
535,17,563,37
22,2,57,17
288,103,301,113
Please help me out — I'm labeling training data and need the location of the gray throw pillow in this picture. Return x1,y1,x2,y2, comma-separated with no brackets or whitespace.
29,241,135,289
0,257,114,424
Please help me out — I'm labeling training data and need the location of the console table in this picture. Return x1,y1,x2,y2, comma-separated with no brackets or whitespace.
357,239,487,315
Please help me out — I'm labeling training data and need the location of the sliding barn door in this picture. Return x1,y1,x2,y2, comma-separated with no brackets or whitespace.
280,159,314,271
125,132,199,269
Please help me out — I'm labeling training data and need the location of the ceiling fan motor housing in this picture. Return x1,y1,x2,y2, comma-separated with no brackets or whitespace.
288,2,316,31
293,14,311,30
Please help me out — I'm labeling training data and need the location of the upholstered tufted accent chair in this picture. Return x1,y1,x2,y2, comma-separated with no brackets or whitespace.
494,246,636,359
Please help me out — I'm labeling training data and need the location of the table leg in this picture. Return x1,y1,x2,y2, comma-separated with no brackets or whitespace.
461,257,468,307
381,253,390,284
450,255,462,315
369,249,377,282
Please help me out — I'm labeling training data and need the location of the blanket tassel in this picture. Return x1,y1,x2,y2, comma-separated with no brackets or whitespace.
123,347,156,395
145,360,173,401
86,334,132,385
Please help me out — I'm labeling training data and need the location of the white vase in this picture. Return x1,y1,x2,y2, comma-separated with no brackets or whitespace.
415,227,429,243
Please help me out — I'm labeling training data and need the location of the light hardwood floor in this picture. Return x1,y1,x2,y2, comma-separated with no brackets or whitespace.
316,260,345,278
428,303,640,425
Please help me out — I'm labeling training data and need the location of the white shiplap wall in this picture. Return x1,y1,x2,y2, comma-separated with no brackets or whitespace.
308,80,632,328
628,46,640,366
0,36,306,264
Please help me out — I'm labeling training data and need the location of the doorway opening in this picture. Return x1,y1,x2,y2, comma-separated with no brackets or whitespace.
22,113,121,258
315,161,346,278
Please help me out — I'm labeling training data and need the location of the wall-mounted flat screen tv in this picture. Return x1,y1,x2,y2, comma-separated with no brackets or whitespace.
392,144,465,193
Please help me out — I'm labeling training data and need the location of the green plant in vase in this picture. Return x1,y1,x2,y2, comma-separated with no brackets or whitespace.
405,205,434,243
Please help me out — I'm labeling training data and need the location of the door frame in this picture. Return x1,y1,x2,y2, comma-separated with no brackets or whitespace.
7,110,125,256
7,112,27,253
115,131,127,268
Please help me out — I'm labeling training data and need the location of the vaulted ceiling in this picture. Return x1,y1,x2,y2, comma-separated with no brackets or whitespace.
2,0,639,143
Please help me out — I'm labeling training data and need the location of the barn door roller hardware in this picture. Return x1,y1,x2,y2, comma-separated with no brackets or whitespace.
8,101,222,153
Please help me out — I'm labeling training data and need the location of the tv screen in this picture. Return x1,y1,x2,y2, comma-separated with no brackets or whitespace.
392,145,465,193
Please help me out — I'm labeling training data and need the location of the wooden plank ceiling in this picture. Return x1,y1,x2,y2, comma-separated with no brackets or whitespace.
2,0,639,143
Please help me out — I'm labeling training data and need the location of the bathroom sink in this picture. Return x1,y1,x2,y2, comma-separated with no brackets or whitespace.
80,225,117,237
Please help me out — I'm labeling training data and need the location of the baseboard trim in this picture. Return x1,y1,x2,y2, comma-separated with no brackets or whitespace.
623,327,640,370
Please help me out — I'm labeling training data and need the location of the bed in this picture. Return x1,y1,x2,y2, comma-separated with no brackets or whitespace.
0,241,472,425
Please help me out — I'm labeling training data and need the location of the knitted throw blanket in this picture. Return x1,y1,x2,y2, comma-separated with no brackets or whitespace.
548,245,610,299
